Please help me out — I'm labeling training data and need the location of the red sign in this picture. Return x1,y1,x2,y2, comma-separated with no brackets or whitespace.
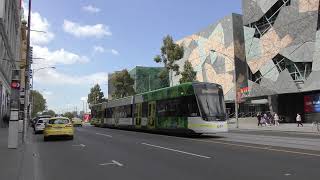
11,81,20,89
83,114,91,122
240,87,249,94
304,94,320,113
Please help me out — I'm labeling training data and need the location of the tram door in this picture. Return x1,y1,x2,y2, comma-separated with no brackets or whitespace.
135,103,142,128
148,101,156,129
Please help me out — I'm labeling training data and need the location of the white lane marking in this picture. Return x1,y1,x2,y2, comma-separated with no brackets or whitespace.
284,173,291,176
141,143,211,159
72,144,86,147
99,160,123,167
96,133,112,138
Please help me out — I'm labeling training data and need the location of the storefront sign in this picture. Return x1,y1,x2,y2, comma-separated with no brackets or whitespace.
304,94,320,113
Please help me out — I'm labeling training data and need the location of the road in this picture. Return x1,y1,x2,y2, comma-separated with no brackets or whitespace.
29,126,320,180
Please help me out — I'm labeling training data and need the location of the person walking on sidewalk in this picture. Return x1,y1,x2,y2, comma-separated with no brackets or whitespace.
262,113,268,126
274,113,280,126
257,112,262,126
296,113,303,127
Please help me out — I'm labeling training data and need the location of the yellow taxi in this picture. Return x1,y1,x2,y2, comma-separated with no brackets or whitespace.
44,117,74,141
72,118,83,127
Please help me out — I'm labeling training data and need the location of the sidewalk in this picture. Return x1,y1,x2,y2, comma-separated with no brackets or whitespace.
0,127,23,180
0,127,35,180
228,118,320,134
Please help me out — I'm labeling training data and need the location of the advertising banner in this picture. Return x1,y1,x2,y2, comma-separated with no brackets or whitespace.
83,113,91,122
304,94,320,113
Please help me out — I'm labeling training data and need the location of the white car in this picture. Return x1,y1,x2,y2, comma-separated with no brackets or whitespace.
34,118,49,134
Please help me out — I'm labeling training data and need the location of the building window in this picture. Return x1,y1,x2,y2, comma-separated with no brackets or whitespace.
272,54,312,81
247,0,291,38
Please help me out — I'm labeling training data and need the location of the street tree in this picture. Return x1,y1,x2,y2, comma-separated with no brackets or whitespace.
158,69,170,88
179,61,197,84
43,109,55,117
110,69,135,98
31,90,47,117
154,35,184,86
87,84,104,105
63,112,74,120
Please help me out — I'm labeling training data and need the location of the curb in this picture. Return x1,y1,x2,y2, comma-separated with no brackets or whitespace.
229,128,320,135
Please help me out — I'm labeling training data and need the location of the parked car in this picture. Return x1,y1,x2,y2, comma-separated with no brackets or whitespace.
34,118,50,134
31,115,52,128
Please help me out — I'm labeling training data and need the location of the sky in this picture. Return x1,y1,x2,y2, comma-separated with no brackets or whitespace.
26,0,242,114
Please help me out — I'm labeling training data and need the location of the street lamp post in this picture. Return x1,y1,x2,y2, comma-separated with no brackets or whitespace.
210,50,239,128
31,66,55,90
22,0,32,144
31,66,55,117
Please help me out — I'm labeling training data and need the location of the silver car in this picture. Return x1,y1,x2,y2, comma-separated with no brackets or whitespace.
34,118,49,134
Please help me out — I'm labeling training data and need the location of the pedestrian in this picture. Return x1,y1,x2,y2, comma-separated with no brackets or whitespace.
274,113,280,126
263,113,269,126
268,112,273,126
2,115,9,128
296,113,303,127
262,113,268,126
257,112,262,126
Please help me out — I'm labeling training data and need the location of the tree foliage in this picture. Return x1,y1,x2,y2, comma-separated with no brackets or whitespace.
179,61,197,84
63,112,74,120
87,84,104,105
110,69,135,98
42,110,55,117
154,35,184,86
31,90,47,117
158,69,169,88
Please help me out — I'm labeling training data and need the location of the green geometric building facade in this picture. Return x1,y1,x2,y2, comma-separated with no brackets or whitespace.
108,66,168,99
129,66,168,94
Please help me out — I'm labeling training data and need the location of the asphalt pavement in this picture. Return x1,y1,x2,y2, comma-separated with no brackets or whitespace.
24,126,320,180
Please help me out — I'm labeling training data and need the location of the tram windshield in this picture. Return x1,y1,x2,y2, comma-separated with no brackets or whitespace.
193,83,226,121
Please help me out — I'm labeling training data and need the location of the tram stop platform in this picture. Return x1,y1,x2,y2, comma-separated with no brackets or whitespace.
228,118,319,134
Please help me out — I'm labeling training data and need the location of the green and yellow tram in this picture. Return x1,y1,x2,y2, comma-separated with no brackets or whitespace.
103,82,228,134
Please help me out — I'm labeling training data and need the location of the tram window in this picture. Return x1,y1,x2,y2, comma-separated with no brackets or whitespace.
125,105,132,118
142,102,148,117
184,96,200,117
148,104,151,117
134,104,138,117
156,101,167,116
156,96,200,117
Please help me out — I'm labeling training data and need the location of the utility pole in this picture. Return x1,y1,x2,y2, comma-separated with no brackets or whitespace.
82,101,85,113
22,0,32,143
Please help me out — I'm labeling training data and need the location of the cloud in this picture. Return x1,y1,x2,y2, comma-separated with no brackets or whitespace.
63,20,111,38
34,69,108,86
93,46,105,53
22,3,55,45
32,45,90,68
80,97,88,101
93,46,119,55
42,90,53,99
82,5,101,13
43,91,53,96
110,49,119,55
